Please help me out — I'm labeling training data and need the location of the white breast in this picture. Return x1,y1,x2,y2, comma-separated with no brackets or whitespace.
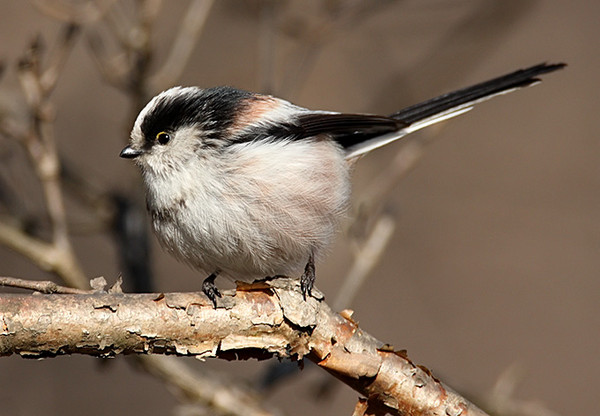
144,139,351,282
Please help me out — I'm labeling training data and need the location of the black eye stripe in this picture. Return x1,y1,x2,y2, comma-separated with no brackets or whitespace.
140,86,253,145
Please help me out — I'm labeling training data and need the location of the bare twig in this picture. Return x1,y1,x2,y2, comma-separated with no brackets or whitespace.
40,23,80,93
278,0,393,97
125,0,161,111
0,279,489,416
485,364,564,416
138,355,278,416
330,137,430,316
333,214,396,311
358,138,428,218
1,26,88,289
86,29,128,88
149,0,215,91
0,276,88,294
87,0,162,112
103,0,135,49
258,0,278,94
33,0,118,23
0,206,86,289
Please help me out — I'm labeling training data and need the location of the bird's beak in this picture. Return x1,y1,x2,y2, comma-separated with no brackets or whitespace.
120,145,143,159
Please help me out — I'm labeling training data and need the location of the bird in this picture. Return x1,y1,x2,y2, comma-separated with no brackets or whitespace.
120,62,565,307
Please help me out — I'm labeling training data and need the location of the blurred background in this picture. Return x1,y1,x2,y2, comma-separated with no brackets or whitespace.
0,1,597,415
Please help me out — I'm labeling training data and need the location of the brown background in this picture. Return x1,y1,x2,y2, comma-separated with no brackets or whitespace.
0,1,597,415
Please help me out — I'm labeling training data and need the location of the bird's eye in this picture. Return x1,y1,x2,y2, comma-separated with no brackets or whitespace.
156,131,171,145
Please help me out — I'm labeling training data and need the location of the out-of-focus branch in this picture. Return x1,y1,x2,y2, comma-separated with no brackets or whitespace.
87,0,211,125
485,365,564,416
332,214,396,311
39,23,80,93
258,0,278,94
86,27,128,89
86,0,160,113
33,0,118,23
283,1,404,98
278,0,387,97
0,25,87,289
0,222,86,289
149,0,215,91
339,0,537,311
0,279,489,416
333,136,430,313
138,355,278,416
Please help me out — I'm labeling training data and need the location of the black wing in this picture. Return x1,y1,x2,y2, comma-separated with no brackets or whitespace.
230,112,406,149
231,63,565,158
295,112,407,150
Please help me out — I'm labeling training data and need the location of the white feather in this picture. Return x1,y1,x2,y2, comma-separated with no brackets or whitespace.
141,134,350,281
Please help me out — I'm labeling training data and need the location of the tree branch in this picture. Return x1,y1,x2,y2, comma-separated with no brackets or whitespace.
0,221,87,289
149,0,215,91
0,276,88,294
1,25,88,290
136,355,278,416
0,279,488,416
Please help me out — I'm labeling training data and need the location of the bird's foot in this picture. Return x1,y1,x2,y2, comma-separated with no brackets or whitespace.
300,253,315,301
202,272,222,308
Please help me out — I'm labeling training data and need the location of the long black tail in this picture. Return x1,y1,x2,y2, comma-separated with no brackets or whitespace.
390,62,566,124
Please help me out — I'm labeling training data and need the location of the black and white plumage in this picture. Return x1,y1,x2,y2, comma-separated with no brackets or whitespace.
120,63,565,306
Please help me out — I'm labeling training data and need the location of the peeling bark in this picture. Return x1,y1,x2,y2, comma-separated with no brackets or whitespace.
0,279,488,416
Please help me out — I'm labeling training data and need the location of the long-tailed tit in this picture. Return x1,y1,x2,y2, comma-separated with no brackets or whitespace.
120,63,565,306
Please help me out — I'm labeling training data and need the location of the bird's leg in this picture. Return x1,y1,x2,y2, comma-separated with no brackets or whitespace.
202,271,222,308
300,252,315,300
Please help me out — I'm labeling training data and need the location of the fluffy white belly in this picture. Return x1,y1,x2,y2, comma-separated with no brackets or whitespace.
145,139,351,282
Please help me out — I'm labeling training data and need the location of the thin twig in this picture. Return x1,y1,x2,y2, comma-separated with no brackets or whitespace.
332,214,396,311
32,0,118,23
0,276,89,294
150,0,215,91
359,138,428,214
0,221,87,289
40,24,81,93
485,364,564,416
138,355,278,416
258,0,277,94
9,27,88,289
85,29,128,88
278,0,392,97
